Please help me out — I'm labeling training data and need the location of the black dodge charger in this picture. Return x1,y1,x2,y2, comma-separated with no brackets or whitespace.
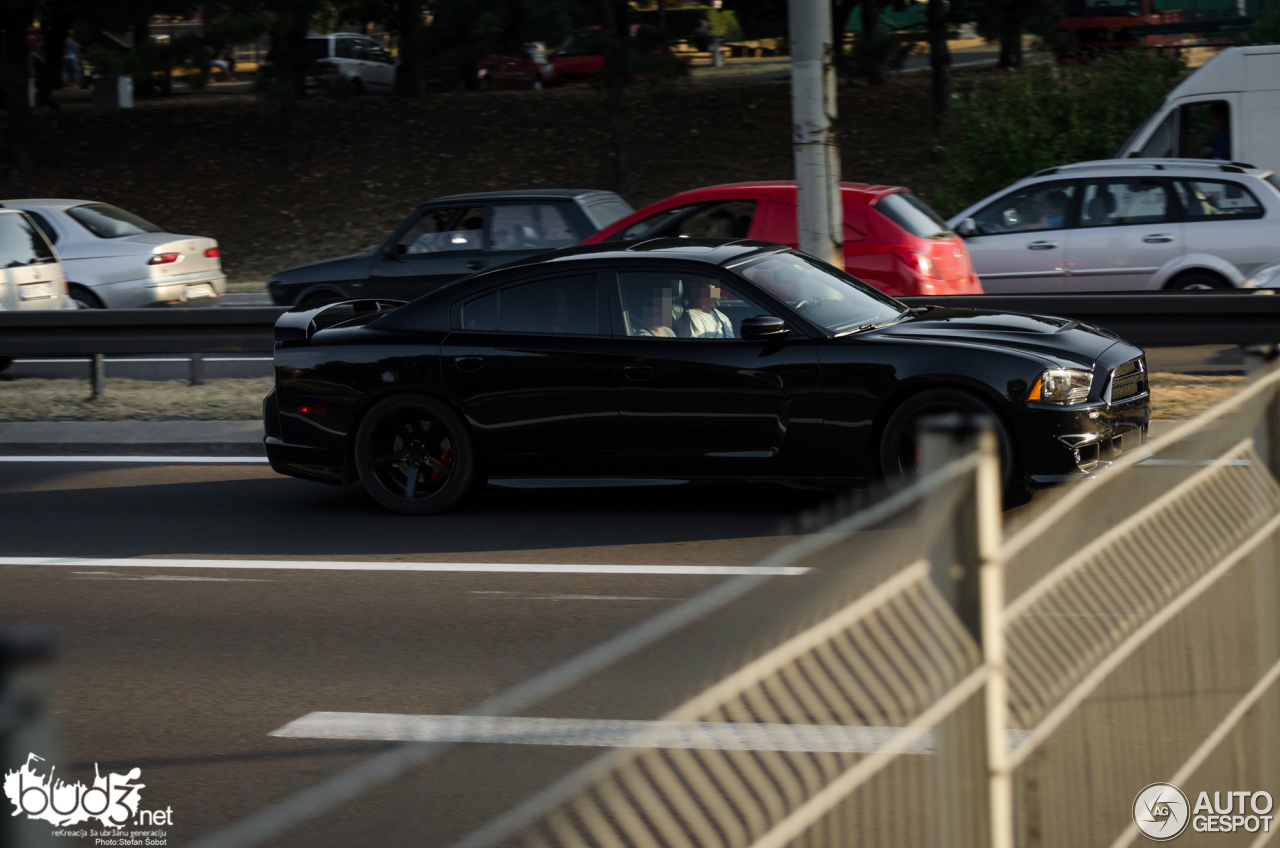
263,239,1150,514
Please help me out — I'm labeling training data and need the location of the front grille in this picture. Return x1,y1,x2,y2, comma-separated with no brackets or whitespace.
1117,426,1145,455
1108,357,1148,404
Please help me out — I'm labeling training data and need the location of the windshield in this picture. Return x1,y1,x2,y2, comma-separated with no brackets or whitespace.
731,251,907,335
873,192,953,239
0,212,56,267
67,204,163,239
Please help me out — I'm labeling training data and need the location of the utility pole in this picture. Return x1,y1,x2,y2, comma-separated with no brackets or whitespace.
788,0,844,268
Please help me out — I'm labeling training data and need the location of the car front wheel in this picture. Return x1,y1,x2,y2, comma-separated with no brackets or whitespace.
879,388,1016,490
354,394,476,515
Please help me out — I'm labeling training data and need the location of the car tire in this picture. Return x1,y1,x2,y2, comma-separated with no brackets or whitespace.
354,394,477,515
879,388,1016,491
1166,272,1230,290
69,287,104,309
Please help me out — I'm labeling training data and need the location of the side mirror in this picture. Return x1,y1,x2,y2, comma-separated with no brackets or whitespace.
955,218,978,237
740,315,789,340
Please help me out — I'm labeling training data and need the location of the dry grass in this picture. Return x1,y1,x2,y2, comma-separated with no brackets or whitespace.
0,378,273,421
0,371,1248,423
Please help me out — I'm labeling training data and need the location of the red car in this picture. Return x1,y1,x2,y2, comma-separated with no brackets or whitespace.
480,25,665,90
582,181,984,297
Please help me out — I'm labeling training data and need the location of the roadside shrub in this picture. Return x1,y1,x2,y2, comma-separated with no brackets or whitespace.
933,51,1184,216
1249,11,1280,44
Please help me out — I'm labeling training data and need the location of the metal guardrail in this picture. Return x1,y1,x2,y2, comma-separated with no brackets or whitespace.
0,308,286,357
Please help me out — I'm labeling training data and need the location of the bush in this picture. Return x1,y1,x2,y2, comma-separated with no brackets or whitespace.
934,51,1184,216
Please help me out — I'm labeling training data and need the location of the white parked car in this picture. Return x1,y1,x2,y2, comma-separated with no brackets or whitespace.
947,159,1280,291
305,33,395,95
0,199,225,308
0,209,70,312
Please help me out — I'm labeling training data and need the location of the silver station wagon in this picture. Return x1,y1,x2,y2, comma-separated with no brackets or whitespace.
947,158,1280,292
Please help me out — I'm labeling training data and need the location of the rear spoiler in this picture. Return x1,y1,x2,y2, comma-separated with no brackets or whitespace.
274,299,405,344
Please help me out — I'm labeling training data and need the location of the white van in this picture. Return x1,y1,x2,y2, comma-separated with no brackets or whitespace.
1120,46,1280,171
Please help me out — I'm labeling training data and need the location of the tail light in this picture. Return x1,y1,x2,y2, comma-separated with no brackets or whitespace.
204,247,220,259
890,249,938,278
148,253,180,265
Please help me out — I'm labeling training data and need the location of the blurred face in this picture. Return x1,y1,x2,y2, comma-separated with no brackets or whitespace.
642,287,673,329
690,282,721,310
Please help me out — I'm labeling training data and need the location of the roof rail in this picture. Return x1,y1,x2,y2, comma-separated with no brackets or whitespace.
1031,167,1058,177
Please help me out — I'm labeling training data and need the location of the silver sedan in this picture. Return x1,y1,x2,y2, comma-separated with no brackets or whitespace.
0,199,225,308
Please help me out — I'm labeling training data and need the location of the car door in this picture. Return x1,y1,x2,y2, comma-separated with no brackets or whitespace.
961,181,1076,293
358,38,396,90
1066,179,1181,291
367,206,487,300
440,270,617,477
1175,177,1274,279
609,267,824,478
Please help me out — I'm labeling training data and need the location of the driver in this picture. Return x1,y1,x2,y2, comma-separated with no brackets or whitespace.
676,279,734,338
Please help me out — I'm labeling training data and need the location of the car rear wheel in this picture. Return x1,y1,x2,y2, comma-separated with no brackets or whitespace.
879,388,1016,491
1166,272,1230,290
69,287,104,309
354,394,476,515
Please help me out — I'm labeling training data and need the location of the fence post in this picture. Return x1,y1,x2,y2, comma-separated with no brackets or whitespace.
0,623,58,848
918,414,1009,848
190,352,205,387
1244,345,1280,797
89,354,105,400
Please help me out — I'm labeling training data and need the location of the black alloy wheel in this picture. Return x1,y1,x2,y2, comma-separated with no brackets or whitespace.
354,394,476,515
878,388,1016,491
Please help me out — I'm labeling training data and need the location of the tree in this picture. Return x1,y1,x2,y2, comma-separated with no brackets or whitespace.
926,0,950,120
599,0,634,199
1,0,38,180
393,0,424,96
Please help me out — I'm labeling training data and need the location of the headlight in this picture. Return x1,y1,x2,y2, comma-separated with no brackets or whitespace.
1242,260,1280,288
1029,368,1092,404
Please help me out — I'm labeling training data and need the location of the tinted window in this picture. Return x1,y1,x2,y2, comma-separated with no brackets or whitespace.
462,292,498,331
873,192,952,238
396,207,484,254
349,39,371,60
67,204,163,239
972,183,1076,234
499,275,598,335
581,197,633,229
490,204,578,251
1180,100,1230,160
618,271,767,339
733,250,906,335
617,205,694,241
334,39,353,59
0,213,56,267
1177,179,1265,220
615,200,756,242
1080,180,1169,227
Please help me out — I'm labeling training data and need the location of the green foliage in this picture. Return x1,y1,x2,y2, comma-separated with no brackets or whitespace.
849,31,914,81
632,7,744,42
1249,11,1280,44
933,52,1184,216
84,44,130,77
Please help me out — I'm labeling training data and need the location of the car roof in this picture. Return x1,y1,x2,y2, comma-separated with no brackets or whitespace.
427,189,617,204
1028,158,1273,179
651,181,908,206
489,238,786,272
0,199,95,210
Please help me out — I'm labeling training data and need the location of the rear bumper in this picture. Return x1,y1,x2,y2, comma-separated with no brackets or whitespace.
92,271,227,308
265,437,346,485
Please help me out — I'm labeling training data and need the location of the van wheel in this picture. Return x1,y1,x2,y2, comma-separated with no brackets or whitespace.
1166,272,1230,290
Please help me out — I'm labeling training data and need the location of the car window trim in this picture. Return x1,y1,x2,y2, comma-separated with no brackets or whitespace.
974,180,1081,235
449,268,607,337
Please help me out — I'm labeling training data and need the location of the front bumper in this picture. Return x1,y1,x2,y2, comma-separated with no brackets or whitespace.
1007,394,1152,486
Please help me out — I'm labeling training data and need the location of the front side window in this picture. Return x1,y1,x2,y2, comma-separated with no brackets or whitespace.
618,271,766,340
1180,100,1231,160
349,39,372,60
333,39,353,59
972,183,1076,235
581,197,633,229
0,213,56,267
671,201,756,239
873,191,952,239
396,207,485,255
489,204,579,251
1079,180,1170,227
733,251,906,335
1176,179,1265,220
460,275,598,335
67,204,163,239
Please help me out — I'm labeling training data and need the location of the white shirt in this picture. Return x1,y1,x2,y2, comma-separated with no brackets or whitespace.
679,308,734,339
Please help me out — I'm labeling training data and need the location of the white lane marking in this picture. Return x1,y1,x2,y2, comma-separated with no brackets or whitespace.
1140,458,1252,466
469,590,684,601
71,572,268,582
271,713,1031,755
0,456,268,463
14,357,272,363
0,557,809,576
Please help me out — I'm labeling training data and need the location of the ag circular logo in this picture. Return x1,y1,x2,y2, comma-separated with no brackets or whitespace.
1135,783,1191,841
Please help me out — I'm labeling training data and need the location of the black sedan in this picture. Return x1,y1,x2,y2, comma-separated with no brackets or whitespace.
266,189,632,308
263,239,1150,514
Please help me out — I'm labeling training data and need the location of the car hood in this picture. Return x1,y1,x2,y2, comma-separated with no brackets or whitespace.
272,251,373,283
868,306,1121,366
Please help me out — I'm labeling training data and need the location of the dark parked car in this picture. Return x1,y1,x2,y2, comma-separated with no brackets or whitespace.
263,239,1151,515
266,189,633,308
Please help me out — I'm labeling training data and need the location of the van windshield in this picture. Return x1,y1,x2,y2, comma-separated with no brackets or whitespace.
0,213,57,267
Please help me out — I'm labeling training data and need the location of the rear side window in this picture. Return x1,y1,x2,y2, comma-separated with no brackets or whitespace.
67,204,163,239
459,275,598,335
23,210,57,244
1176,179,1265,220
490,204,578,251
873,192,952,238
0,213,56,267
334,39,353,59
1080,180,1171,227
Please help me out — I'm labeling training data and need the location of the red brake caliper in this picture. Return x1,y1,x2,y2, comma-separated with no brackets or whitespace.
431,448,454,484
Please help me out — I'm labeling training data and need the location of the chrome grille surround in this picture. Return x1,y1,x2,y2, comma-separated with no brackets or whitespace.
1106,357,1148,405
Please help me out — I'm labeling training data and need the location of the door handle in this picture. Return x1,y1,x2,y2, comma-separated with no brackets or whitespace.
1027,240,1059,250
1143,234,1174,243
454,356,484,372
466,260,486,270
623,366,655,382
